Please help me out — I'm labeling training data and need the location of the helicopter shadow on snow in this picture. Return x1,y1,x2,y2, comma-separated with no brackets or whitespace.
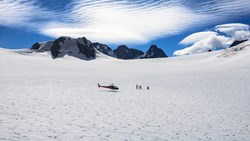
98,90,119,93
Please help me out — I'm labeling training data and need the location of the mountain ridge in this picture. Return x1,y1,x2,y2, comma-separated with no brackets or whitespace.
31,36,168,60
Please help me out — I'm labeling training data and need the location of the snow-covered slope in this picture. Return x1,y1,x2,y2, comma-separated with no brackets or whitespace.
0,41,250,141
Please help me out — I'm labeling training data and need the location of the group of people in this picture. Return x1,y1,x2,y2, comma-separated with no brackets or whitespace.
136,85,150,90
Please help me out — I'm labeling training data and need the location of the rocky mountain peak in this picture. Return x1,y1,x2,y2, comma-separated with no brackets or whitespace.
114,45,144,59
31,36,96,60
31,36,168,60
143,45,168,58
92,43,114,56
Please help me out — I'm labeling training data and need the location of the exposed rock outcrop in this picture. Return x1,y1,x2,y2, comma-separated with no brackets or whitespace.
114,45,144,59
143,45,168,58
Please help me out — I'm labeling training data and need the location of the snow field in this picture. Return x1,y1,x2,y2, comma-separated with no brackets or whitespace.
0,43,250,141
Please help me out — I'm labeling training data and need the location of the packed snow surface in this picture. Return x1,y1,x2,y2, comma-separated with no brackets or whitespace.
0,42,250,141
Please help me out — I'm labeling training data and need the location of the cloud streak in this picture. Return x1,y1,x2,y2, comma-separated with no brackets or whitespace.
1,0,250,44
41,2,209,43
0,0,55,27
0,0,35,26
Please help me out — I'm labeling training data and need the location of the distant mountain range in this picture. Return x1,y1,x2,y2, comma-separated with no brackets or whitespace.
31,36,168,60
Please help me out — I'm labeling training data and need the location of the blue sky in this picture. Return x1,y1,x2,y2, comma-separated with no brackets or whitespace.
0,0,250,56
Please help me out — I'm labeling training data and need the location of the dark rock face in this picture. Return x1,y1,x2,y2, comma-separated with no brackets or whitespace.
50,37,65,58
229,40,248,48
31,36,96,60
92,43,167,60
31,36,168,60
92,43,114,56
143,45,168,58
114,45,144,59
77,40,95,58
114,45,130,59
30,41,53,52
31,42,41,50
129,48,145,59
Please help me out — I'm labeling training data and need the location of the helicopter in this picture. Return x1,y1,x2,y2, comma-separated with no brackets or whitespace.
98,83,119,90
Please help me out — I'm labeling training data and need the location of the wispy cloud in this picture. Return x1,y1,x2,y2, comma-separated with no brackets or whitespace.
0,0,35,26
41,0,210,44
215,23,250,40
179,31,218,45
0,0,54,27
1,0,250,44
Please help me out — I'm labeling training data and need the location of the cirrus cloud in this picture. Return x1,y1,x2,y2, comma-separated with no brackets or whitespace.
0,0,55,27
40,2,209,43
1,0,250,44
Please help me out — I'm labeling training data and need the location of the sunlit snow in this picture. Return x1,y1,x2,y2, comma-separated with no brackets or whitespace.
0,41,250,141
